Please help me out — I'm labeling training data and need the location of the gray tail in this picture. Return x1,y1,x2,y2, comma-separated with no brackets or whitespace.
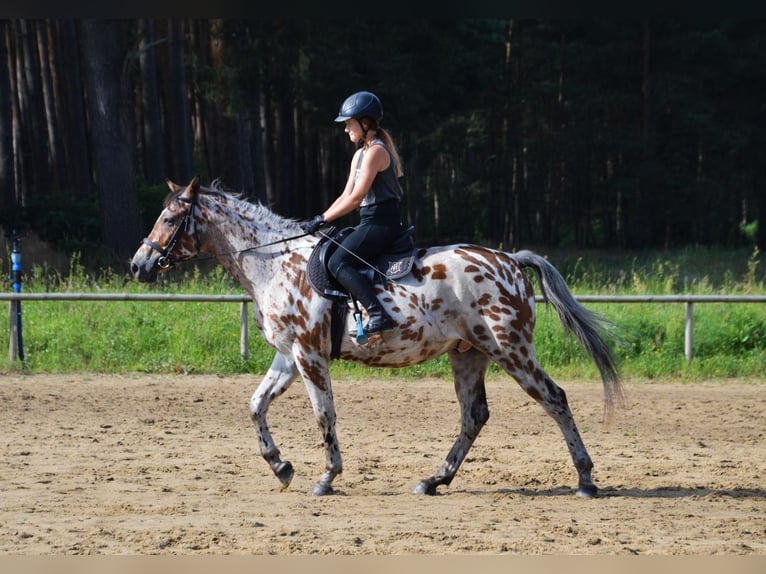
513,250,624,422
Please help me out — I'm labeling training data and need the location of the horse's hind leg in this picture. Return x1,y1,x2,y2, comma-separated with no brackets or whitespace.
414,348,490,495
513,364,598,498
249,352,300,489
299,366,342,497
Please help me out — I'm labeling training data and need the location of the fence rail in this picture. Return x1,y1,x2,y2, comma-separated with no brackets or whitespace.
4,293,766,363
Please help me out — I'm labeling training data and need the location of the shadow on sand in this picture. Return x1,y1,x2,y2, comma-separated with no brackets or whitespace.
454,485,766,499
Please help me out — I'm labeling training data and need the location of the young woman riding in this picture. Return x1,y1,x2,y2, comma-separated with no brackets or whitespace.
301,91,406,336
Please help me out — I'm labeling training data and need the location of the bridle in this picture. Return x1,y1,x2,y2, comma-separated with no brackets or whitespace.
141,191,319,269
141,195,200,269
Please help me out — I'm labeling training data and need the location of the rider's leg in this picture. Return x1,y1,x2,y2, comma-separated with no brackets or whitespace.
333,264,394,335
327,223,397,335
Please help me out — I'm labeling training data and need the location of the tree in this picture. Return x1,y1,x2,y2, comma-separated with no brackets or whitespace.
164,19,194,183
0,20,15,221
2,19,765,263
138,18,166,184
80,19,141,261
57,19,91,198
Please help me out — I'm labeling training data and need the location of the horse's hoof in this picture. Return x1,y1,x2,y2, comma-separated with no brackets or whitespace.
275,461,294,489
312,483,334,496
413,481,437,495
577,484,598,498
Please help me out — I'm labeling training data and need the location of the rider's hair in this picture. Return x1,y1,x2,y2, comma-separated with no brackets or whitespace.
360,117,404,179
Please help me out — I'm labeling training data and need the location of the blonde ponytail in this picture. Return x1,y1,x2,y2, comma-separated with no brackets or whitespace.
377,127,404,178
361,117,404,178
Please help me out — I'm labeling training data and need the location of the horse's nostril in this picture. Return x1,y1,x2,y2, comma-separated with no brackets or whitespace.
130,262,139,275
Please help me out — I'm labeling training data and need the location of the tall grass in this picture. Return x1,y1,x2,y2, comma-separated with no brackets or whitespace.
1,246,764,380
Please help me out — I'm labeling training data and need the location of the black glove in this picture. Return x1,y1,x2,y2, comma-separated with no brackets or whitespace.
300,214,325,234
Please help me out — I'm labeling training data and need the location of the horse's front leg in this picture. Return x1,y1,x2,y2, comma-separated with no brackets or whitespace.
294,347,342,496
249,352,300,489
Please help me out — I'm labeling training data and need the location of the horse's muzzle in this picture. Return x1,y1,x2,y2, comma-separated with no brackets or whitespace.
130,249,159,283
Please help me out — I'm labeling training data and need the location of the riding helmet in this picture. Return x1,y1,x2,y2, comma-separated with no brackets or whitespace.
334,91,383,122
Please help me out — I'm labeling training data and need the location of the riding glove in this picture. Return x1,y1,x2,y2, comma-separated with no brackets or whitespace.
301,214,325,234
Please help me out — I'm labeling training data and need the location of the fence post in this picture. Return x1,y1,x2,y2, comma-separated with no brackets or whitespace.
240,301,249,361
8,300,16,361
8,234,24,362
685,301,694,362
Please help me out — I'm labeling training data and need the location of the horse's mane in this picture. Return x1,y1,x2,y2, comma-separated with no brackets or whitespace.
164,178,301,231
162,178,239,207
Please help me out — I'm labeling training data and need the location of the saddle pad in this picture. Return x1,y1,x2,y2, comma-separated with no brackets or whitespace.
306,227,348,300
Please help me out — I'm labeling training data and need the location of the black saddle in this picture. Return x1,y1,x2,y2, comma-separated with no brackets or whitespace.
307,225,417,301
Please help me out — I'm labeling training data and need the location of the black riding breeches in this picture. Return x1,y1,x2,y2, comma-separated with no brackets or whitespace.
327,216,403,278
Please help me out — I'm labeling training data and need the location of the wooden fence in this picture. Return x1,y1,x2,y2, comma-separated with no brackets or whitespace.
3,293,766,363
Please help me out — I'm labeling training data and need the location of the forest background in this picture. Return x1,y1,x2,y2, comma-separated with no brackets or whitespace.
1,18,765,271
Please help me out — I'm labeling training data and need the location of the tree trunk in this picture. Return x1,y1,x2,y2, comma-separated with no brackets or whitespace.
80,19,141,261
503,18,519,249
138,18,166,184
634,19,653,248
260,89,276,209
188,19,210,184
275,98,293,215
758,172,766,251
250,99,266,204
15,19,50,200
37,20,65,191
58,19,91,197
165,19,193,183
236,109,255,196
0,20,16,216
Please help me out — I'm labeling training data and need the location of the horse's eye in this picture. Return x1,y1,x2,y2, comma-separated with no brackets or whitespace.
164,217,176,226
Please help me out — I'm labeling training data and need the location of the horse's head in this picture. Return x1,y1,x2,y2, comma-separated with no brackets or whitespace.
130,176,202,282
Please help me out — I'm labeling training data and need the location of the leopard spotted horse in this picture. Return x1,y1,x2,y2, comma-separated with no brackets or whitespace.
130,177,624,498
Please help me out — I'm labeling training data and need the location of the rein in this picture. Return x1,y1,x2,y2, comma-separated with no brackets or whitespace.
141,194,312,269
315,229,388,279
142,193,384,277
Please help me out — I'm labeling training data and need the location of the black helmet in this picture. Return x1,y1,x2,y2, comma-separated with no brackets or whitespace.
334,91,383,123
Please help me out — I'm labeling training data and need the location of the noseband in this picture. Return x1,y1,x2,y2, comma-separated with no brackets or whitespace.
142,195,200,269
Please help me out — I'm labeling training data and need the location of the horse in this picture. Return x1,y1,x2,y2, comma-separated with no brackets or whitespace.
130,176,624,498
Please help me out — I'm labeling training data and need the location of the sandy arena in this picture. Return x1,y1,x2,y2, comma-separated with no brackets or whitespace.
0,373,763,555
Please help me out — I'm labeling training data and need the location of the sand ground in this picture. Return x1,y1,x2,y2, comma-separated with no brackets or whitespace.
0,373,764,555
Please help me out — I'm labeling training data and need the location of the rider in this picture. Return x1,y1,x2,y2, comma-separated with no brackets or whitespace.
301,91,405,336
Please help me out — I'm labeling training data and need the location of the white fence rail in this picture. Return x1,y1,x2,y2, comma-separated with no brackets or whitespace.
4,293,766,363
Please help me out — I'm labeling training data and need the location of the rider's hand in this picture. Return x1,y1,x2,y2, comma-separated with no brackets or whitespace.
300,214,325,234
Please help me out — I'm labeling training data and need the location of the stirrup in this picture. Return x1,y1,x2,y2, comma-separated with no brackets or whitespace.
352,311,368,344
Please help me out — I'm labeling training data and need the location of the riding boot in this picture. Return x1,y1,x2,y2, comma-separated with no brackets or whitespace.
334,266,395,335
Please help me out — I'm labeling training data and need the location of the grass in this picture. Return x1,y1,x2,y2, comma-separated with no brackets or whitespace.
0,245,764,380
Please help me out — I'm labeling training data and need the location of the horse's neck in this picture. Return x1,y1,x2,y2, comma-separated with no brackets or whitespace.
202,196,276,252
200,195,302,298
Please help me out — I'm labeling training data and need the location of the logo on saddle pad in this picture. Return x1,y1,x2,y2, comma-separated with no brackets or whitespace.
307,226,416,300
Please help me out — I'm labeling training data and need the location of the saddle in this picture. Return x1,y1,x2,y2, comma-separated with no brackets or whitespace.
306,225,417,357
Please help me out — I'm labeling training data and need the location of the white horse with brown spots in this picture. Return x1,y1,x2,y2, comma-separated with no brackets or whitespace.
131,177,623,497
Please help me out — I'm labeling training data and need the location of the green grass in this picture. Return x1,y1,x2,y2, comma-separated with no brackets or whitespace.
1,246,764,380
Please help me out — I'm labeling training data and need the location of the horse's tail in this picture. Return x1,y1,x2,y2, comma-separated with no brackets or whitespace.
513,250,624,422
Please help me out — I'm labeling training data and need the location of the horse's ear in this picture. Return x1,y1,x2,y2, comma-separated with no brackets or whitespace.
180,175,200,201
166,179,183,193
